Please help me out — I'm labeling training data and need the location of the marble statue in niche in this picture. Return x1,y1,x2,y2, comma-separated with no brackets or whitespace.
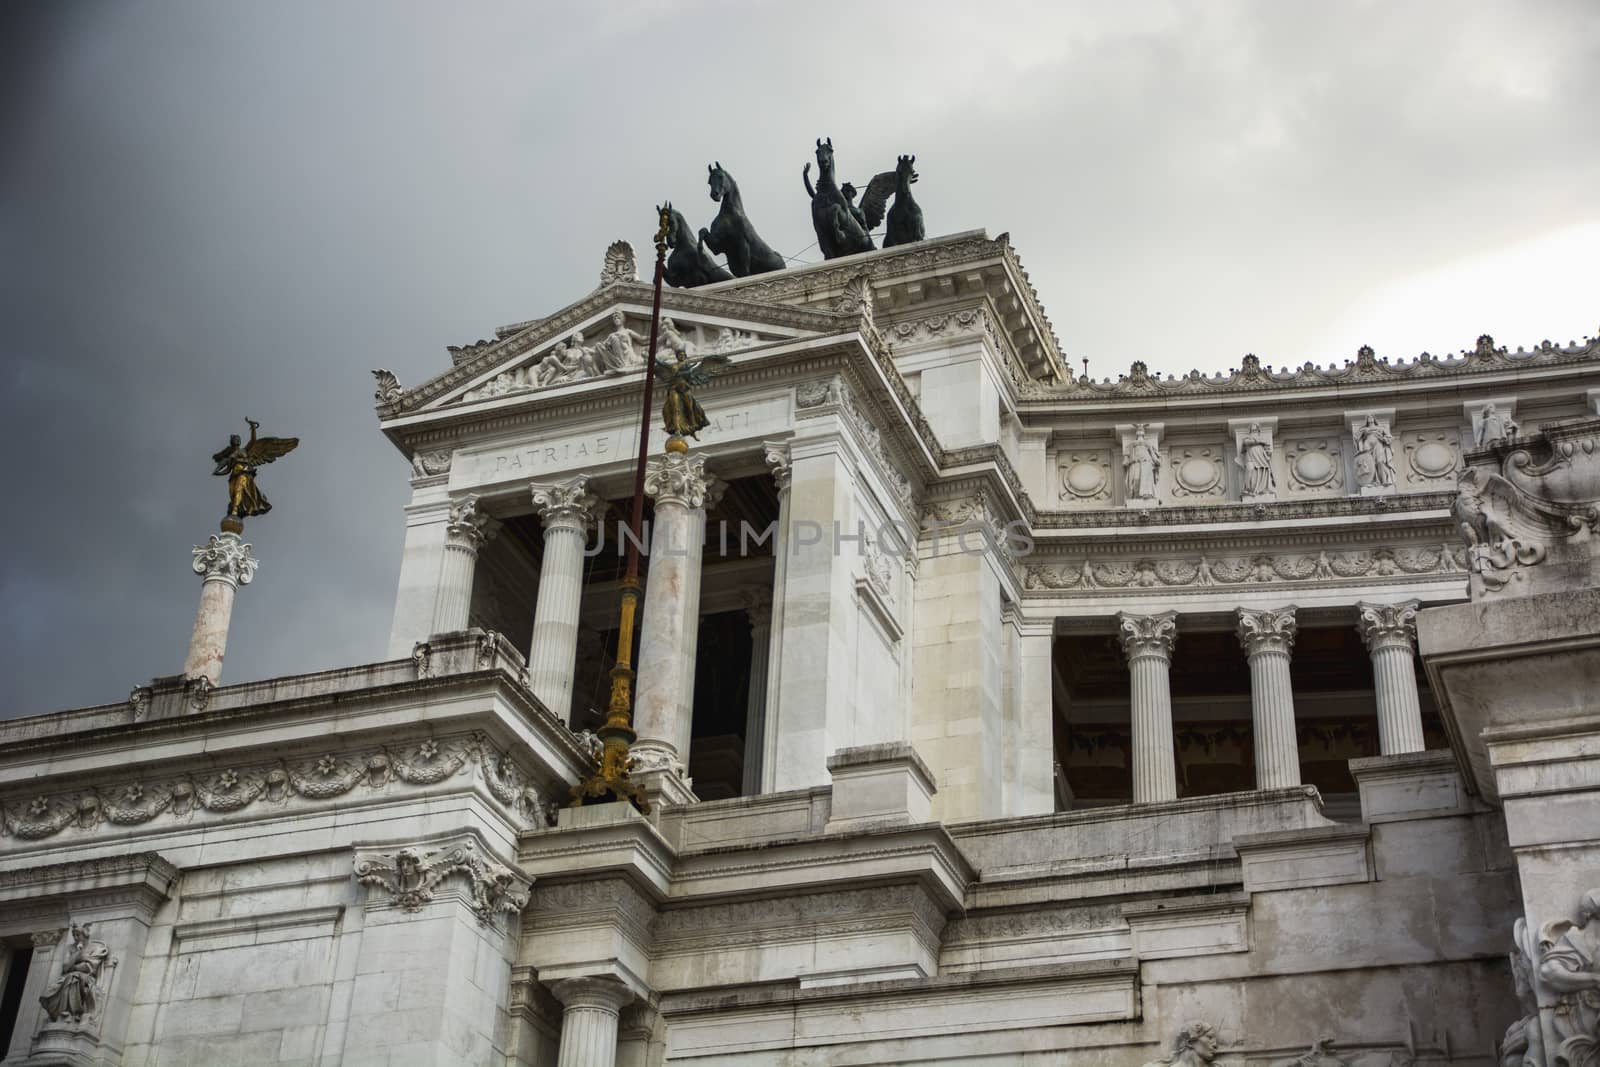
39,923,110,1023
1354,415,1395,488
1124,424,1161,500
1476,402,1518,447
1238,423,1276,496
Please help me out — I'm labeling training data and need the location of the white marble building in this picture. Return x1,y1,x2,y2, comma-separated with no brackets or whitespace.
4,230,1598,1065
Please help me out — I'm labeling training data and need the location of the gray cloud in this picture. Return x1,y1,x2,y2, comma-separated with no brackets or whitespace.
2,0,1597,716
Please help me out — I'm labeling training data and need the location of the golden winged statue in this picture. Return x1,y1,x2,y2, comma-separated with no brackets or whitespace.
654,347,731,441
211,418,299,528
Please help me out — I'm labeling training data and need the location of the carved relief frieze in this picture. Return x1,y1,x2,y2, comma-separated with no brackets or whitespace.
1401,430,1459,485
354,831,531,928
1282,437,1345,495
1056,451,1113,505
0,732,554,842
1166,444,1227,500
1021,543,1466,595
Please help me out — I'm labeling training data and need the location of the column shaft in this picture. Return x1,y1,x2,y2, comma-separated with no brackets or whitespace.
184,532,256,686
1357,600,1425,756
759,441,792,793
1238,607,1301,790
742,602,773,796
551,978,631,1067
527,521,588,717
1129,654,1178,802
430,539,477,633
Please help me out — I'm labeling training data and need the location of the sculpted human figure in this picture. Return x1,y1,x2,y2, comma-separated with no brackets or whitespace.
597,310,649,373
1141,1021,1220,1067
655,350,731,440
1125,424,1161,499
1538,888,1600,1050
1476,402,1518,447
39,923,110,1023
1238,423,1276,496
569,332,601,379
210,418,298,523
1354,414,1395,487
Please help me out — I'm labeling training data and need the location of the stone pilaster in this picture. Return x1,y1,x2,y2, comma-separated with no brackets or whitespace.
741,587,774,796
633,452,713,797
431,494,496,635
1356,599,1425,755
551,976,633,1067
527,478,601,720
759,440,792,793
1236,606,1301,789
183,532,258,687
1116,611,1179,803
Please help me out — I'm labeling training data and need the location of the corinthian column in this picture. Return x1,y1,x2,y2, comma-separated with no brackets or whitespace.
431,495,495,635
759,440,792,793
633,451,713,786
184,532,258,686
527,477,601,720
1116,611,1179,803
1236,606,1301,789
551,977,632,1067
742,587,774,796
1356,599,1425,755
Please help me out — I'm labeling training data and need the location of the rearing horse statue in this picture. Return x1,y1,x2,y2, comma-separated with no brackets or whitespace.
803,137,874,260
660,202,732,288
699,163,786,278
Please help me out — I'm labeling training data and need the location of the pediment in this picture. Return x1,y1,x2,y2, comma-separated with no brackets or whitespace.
386,282,855,418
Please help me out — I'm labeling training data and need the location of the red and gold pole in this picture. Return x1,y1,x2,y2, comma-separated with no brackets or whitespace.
569,208,671,812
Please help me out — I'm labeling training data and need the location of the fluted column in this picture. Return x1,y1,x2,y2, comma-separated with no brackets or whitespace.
634,451,713,780
528,477,600,720
741,587,774,796
759,440,792,793
1116,611,1179,803
1236,606,1301,789
430,495,495,634
551,977,632,1067
677,476,726,730
1356,599,1425,755
183,532,258,686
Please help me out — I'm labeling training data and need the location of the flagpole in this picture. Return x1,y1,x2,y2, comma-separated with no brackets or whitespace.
570,207,671,812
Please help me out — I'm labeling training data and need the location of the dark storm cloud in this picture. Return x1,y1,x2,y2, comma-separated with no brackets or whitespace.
2,1,1596,716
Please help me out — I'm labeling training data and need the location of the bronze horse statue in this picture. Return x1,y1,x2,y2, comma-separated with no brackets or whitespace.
660,202,732,288
699,163,786,278
882,154,923,247
803,137,874,260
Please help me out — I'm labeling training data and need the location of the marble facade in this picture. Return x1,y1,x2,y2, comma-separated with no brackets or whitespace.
4,231,1599,1064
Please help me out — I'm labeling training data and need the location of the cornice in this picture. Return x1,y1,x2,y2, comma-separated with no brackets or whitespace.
1032,490,1454,530
1019,335,1600,406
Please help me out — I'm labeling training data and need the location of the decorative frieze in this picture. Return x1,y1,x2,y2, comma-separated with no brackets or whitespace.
410,448,453,479
1282,437,1345,495
1022,542,1466,594
0,732,554,842
1167,445,1226,500
353,830,532,928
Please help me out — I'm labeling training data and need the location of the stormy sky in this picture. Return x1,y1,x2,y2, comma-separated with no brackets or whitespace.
2,1,1596,718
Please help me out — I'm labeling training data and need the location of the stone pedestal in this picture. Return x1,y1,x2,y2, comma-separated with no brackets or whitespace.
183,532,258,687
1116,612,1178,803
633,451,712,789
527,477,600,720
1236,606,1301,789
551,977,633,1067
430,494,495,635
1356,599,1425,755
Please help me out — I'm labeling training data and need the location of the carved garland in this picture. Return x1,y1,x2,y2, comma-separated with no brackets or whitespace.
1022,543,1467,594
353,833,531,928
0,732,558,842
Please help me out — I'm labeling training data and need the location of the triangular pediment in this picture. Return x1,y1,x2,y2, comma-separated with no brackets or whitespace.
387,282,855,417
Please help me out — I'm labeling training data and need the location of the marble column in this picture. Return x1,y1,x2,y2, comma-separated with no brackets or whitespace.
759,440,792,793
430,495,495,635
633,451,712,783
1356,599,1425,755
183,532,258,686
1116,611,1179,803
550,977,632,1067
677,476,726,725
527,477,600,720
1236,606,1301,789
741,587,774,796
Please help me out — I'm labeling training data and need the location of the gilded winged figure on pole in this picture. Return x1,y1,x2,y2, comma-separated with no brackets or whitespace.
211,418,299,525
654,351,730,440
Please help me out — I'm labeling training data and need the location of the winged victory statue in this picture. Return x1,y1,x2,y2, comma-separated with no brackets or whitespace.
211,418,299,529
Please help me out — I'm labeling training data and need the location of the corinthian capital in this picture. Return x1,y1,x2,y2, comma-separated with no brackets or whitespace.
1236,606,1297,656
445,494,497,549
192,532,257,587
529,477,601,532
1355,599,1420,652
645,452,712,510
1116,611,1178,661
763,439,792,493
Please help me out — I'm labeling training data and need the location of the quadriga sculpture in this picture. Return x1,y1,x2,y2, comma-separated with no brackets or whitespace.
803,137,875,259
699,162,785,277
660,202,732,288
858,153,924,247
